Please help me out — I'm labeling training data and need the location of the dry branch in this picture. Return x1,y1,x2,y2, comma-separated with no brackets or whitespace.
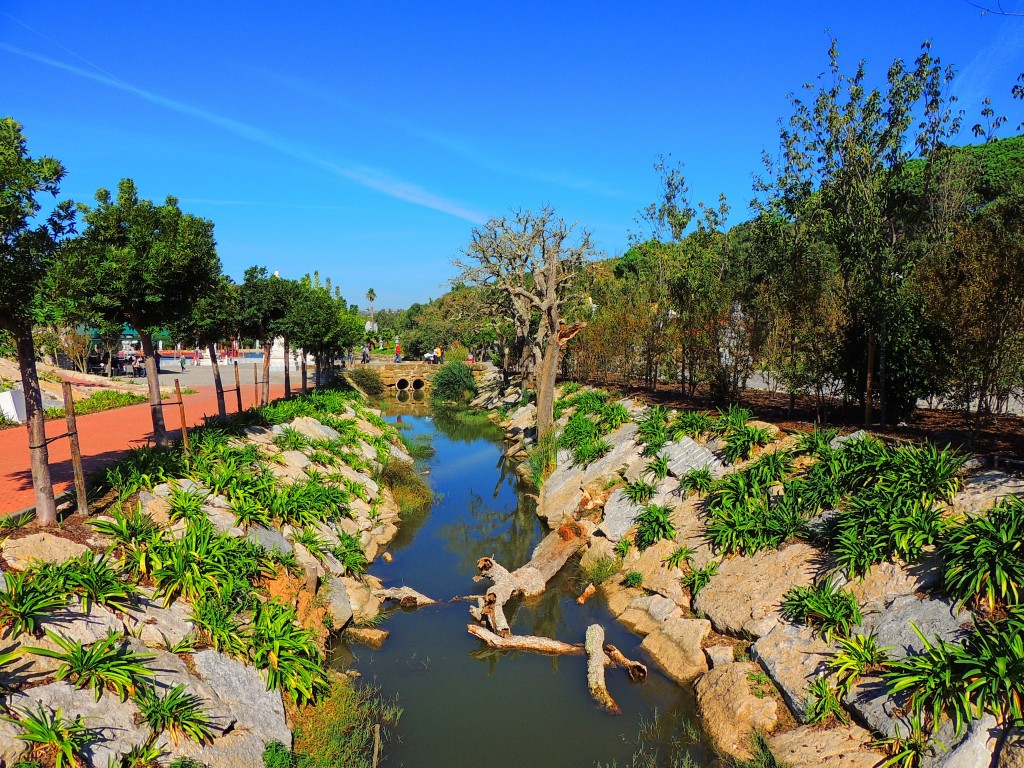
467,624,583,655
586,624,619,714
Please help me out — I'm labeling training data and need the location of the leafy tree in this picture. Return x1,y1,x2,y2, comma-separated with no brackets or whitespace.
237,267,289,405
66,179,221,445
169,275,238,417
0,117,75,525
365,287,376,334
457,206,596,438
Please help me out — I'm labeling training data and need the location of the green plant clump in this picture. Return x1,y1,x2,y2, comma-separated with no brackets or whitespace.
430,362,477,404
634,504,676,551
346,366,385,395
781,578,862,642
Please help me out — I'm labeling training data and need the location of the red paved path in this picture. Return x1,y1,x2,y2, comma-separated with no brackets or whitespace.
0,382,285,515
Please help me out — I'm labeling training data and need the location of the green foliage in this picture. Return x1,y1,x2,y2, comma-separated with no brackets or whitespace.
830,631,891,688
704,469,807,556
623,479,657,505
681,561,718,597
57,553,137,614
727,731,786,768
781,578,861,642
135,683,214,745
346,366,385,395
942,495,1024,612
248,599,329,706
644,454,670,481
613,538,633,559
793,426,839,456
26,629,153,702
167,486,208,523
712,405,751,435
572,438,611,466
400,432,436,460
43,389,147,420
634,504,676,551
578,556,619,586
663,545,694,569
677,467,714,496
2,704,92,768
103,445,185,499
724,424,772,464
526,431,558,487
188,591,249,657
263,740,294,768
0,570,68,636
431,361,477,404
622,571,644,588
275,426,310,452
805,677,849,724
668,410,713,441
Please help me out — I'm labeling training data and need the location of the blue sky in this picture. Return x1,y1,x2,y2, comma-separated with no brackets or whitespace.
3,1,1022,309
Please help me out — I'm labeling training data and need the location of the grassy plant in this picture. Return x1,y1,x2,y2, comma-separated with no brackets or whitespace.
379,458,433,517
669,411,713,441
90,505,160,547
724,424,771,464
677,467,715,497
572,438,611,466
663,545,694,569
805,676,849,724
526,431,558,487
330,532,369,576
274,426,310,452
0,570,68,636
712,405,751,435
121,743,164,767
613,538,633,559
623,571,644,588
559,411,602,450
781,578,861,642
681,561,718,597
248,599,329,705
26,629,153,701
704,470,806,556
103,445,184,498
830,631,891,687
579,556,619,586
942,495,1024,612
230,494,272,529
134,683,214,745
728,731,786,768
872,719,932,768
430,362,477,404
400,433,436,460
346,366,385,395
60,553,137,614
2,704,92,768
634,504,676,551
43,389,147,420
0,509,34,532
744,450,793,488
623,479,657,505
167,487,208,523
189,593,249,657
644,454,670,481
793,425,840,456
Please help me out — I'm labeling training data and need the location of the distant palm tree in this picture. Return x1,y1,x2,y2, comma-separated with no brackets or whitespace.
366,288,376,331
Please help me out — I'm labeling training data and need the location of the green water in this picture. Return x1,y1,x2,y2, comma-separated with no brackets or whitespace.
335,404,716,768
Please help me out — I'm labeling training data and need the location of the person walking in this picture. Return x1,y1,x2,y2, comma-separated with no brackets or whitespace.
180,354,187,372
395,342,402,363
361,344,369,364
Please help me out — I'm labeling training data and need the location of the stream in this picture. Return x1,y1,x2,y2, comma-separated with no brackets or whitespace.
331,402,718,768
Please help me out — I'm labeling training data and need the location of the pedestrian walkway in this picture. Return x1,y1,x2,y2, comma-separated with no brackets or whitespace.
0,382,287,515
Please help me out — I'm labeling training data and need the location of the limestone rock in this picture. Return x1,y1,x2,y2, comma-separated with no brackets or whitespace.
618,593,683,637
842,556,941,608
662,437,725,479
346,627,389,649
704,645,736,669
281,449,311,469
131,642,234,734
640,617,711,684
0,713,27,765
354,417,384,438
243,425,277,444
767,723,882,768
1000,727,1024,768
246,525,294,555
8,681,150,767
696,662,779,760
341,577,382,624
142,493,172,524
323,576,353,628
694,542,819,637
507,403,536,434
632,538,686,604
844,677,912,739
38,599,123,645
597,488,643,542
933,715,999,768
751,622,834,722
830,430,867,450
538,451,584,525
158,650,291,768
952,470,1024,515
581,422,644,488
860,594,971,660
289,415,341,442
154,478,209,498
204,505,244,537
1,532,89,570
121,589,194,648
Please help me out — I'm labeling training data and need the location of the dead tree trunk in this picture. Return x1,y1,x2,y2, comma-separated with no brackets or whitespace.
586,624,619,714
208,342,226,420
469,520,592,635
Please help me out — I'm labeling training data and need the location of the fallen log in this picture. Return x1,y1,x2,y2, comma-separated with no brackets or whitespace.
586,624,619,714
605,644,648,683
472,520,593,634
467,624,583,655
373,586,436,607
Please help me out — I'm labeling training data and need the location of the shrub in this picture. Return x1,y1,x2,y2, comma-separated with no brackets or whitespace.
942,495,1024,612
431,362,477,404
677,467,715,497
346,366,385,395
2,704,92,768
572,438,610,466
623,479,657,506
805,676,849,724
578,556,619,586
622,571,644,588
26,630,153,701
681,561,718,597
0,571,68,637
724,425,771,464
248,600,329,705
134,683,213,745
634,504,676,551
711,405,751,435
781,578,861,642
669,410,713,441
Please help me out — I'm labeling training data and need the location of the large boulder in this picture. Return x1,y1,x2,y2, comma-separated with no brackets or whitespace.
156,650,291,768
952,470,1024,514
695,662,779,761
618,593,685,637
751,622,834,722
133,643,235,734
631,539,687,604
639,617,711,684
932,715,1000,768
579,422,643,488
662,437,725,479
289,416,341,442
121,589,194,648
1000,728,1024,768
1,532,89,570
860,594,971,659
246,526,294,555
0,713,27,765
694,542,819,637
842,556,942,608
538,455,584,526
38,599,123,645
767,723,883,768
597,489,643,542
7,681,150,767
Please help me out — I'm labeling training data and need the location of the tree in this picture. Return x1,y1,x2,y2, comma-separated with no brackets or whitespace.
66,179,221,445
457,206,595,439
238,267,289,405
366,287,376,334
169,275,238,418
0,117,75,525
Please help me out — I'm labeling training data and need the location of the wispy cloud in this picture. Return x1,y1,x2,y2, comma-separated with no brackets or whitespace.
0,43,485,223
260,70,630,199
951,11,1024,114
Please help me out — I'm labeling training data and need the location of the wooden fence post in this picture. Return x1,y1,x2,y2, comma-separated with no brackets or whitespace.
234,361,243,413
60,382,89,516
174,379,190,453
253,363,259,407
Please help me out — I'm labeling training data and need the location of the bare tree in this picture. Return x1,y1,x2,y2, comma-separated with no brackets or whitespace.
456,206,596,439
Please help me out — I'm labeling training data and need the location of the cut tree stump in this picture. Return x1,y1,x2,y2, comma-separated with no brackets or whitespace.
470,520,593,634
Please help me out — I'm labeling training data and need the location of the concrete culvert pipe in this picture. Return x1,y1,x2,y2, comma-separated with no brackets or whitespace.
396,378,410,390
412,378,425,390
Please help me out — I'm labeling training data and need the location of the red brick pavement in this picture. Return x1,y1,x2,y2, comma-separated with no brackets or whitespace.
0,383,285,515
